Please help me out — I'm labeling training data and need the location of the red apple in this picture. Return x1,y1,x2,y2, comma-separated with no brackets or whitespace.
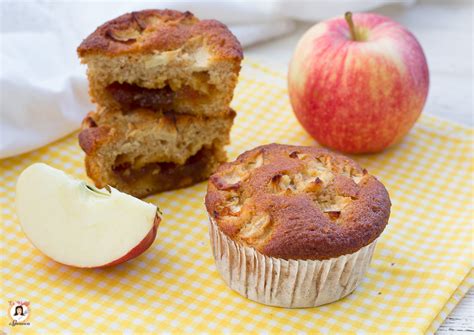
288,12,429,153
16,163,161,268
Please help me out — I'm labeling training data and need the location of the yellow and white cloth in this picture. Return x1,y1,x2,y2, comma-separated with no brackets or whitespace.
1,62,472,334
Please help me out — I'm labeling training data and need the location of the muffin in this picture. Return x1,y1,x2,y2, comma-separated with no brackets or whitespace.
77,9,243,197
205,144,391,307
79,107,234,198
77,9,243,116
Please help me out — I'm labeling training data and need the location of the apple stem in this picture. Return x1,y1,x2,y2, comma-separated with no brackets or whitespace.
83,182,111,197
345,11,359,41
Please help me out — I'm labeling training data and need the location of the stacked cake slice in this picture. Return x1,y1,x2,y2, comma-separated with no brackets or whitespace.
77,9,243,197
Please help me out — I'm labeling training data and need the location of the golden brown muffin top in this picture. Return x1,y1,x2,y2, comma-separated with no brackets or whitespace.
77,9,243,60
205,144,391,260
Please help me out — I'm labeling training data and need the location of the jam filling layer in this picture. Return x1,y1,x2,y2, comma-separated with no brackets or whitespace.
112,146,212,183
106,82,209,112
107,82,175,111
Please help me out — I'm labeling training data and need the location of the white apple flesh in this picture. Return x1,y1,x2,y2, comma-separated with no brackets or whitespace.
16,163,160,268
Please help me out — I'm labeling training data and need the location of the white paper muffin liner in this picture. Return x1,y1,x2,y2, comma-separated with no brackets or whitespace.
209,217,377,308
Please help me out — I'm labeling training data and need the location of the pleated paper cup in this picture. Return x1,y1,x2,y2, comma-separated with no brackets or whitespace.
209,217,377,308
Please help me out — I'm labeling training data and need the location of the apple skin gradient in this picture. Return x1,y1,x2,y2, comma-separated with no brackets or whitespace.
288,13,429,153
101,213,161,268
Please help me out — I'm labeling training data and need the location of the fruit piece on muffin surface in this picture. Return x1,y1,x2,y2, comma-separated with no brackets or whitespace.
205,143,391,260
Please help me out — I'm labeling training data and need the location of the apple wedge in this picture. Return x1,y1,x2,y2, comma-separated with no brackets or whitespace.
15,163,161,268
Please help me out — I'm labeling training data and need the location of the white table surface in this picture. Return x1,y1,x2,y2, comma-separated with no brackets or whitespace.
245,0,473,333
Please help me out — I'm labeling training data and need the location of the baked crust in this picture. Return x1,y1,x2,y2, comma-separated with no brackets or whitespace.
205,143,391,260
77,9,243,60
78,108,235,158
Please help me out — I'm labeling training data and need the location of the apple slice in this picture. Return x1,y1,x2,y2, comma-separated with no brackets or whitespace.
15,163,161,268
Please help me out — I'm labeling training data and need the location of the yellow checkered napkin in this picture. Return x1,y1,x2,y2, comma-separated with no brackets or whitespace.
1,61,472,334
